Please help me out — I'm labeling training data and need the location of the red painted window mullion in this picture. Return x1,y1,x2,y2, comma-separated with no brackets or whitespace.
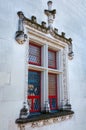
32,98,34,112
50,98,52,108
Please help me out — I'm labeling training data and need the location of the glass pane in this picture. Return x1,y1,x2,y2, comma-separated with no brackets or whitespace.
49,98,57,109
34,98,40,111
29,44,41,65
28,71,40,96
28,71,41,112
48,74,57,110
48,74,57,96
48,50,56,68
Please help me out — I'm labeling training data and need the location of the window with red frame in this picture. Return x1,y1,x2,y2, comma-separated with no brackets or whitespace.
29,43,41,66
48,73,57,110
28,70,41,112
48,50,56,69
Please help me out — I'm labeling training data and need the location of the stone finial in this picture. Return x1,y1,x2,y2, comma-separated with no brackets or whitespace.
31,16,37,23
69,38,72,43
44,1,56,30
17,11,24,32
17,11,24,22
47,1,52,11
54,28,58,34
41,21,46,28
61,32,65,38
15,11,27,44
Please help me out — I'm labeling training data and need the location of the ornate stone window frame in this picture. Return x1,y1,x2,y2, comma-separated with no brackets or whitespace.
15,23,74,127
15,1,74,128
26,24,71,109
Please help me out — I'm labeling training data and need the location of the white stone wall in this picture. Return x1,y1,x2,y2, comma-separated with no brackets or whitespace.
0,0,86,130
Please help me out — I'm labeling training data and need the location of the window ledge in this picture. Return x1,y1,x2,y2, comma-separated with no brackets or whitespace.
16,110,74,127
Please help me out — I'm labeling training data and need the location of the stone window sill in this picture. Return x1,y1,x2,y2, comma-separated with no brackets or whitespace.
16,110,74,126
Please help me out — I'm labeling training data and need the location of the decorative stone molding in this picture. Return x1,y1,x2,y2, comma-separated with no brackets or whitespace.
16,110,74,124
18,113,73,128
23,15,72,47
24,16,71,45
15,2,74,57
24,17,49,33
14,8,74,60
24,16,74,60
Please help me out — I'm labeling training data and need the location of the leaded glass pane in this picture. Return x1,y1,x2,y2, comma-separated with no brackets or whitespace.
28,71,41,112
48,74,57,96
48,50,56,68
29,44,41,65
48,74,57,110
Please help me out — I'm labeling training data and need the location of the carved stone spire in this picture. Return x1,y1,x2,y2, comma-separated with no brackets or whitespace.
44,1,56,30
68,38,74,60
17,11,24,32
15,11,27,44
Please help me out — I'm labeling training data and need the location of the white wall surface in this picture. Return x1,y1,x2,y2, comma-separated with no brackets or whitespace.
0,0,86,130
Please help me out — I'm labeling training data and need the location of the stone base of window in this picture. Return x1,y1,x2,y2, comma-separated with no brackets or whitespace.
16,110,74,128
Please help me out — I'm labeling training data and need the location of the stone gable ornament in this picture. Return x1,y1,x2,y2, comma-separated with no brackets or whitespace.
15,1,74,59
44,1,74,60
44,1,56,30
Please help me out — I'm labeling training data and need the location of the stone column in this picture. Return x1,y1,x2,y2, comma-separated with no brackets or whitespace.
61,47,71,111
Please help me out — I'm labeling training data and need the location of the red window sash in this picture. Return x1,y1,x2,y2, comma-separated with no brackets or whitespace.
28,95,40,112
49,96,57,110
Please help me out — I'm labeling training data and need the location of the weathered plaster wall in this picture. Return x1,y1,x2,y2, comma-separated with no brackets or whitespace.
0,0,86,130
